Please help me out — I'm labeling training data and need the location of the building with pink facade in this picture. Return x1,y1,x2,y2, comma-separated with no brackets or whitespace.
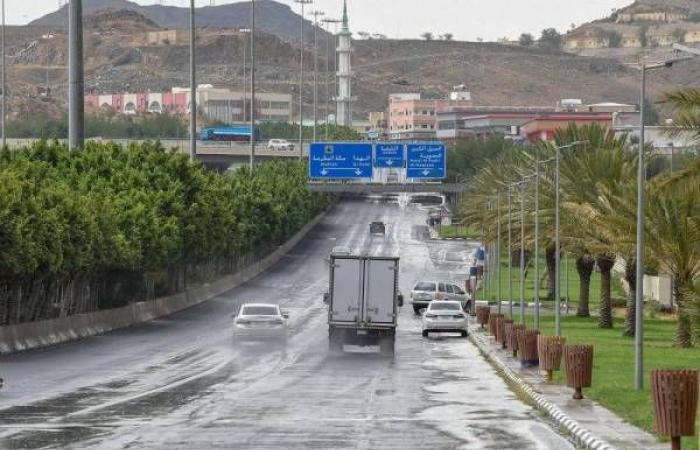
388,91,473,140
85,86,292,123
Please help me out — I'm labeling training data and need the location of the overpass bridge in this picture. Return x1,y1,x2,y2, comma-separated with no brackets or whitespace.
306,182,465,194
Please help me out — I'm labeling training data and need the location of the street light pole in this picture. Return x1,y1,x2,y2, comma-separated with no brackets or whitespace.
1,0,5,149
534,154,541,329
68,0,84,150
635,64,647,390
519,179,527,325
496,192,501,315
242,31,246,122
295,0,313,159
508,186,513,318
188,0,196,161
555,143,562,335
249,0,256,171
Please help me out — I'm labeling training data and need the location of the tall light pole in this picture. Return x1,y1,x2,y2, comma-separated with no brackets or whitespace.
496,192,501,315
241,29,249,123
508,185,513,318
249,0,256,170
1,0,5,149
554,140,587,336
68,0,84,150
311,10,324,143
188,0,196,161
295,0,312,159
534,155,541,329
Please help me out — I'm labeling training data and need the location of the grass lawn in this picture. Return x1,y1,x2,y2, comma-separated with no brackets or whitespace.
437,224,480,239
479,257,627,311
520,314,700,450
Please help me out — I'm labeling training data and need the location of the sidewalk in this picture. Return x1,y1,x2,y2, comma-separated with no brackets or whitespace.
468,319,666,450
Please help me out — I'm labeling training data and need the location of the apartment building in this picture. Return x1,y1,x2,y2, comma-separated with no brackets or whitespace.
388,91,473,140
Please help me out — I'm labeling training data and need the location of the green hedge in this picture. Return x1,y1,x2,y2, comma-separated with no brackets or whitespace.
0,141,331,324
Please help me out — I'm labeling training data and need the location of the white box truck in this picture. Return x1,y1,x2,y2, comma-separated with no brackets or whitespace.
325,255,402,355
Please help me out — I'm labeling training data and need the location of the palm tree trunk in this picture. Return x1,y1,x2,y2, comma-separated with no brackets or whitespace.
623,258,636,337
576,253,595,317
597,253,615,329
546,244,556,300
674,277,692,348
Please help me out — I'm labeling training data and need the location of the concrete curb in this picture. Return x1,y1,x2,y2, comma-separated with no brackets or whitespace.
0,211,328,355
469,330,619,450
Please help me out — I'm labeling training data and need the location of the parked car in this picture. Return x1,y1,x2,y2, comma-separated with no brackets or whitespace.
410,280,470,314
267,139,295,151
233,303,289,339
421,300,468,338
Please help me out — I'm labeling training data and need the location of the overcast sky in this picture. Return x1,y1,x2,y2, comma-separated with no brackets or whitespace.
17,0,632,41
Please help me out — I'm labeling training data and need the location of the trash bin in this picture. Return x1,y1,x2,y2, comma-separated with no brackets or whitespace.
506,323,526,357
650,369,698,450
497,319,512,349
538,336,566,381
476,306,490,329
517,328,540,367
564,345,594,399
489,313,503,337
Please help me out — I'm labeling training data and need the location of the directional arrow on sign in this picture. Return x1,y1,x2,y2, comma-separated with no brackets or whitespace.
422,169,430,176
385,160,394,166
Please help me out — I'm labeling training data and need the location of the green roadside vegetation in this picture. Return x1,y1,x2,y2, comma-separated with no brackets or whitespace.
0,141,332,326
436,224,480,239
518,314,699,450
480,258,627,311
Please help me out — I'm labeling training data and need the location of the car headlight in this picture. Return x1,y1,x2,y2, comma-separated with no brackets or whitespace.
236,319,250,325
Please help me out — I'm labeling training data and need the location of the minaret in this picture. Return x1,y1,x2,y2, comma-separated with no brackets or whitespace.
336,0,353,127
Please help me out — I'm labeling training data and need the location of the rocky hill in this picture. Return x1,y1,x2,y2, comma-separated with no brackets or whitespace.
9,6,700,122
30,0,327,43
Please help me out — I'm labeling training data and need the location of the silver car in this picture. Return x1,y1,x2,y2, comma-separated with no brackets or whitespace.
422,301,468,338
410,281,470,314
233,303,289,339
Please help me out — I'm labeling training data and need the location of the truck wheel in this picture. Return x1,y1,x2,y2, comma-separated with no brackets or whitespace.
461,330,468,338
329,329,343,353
413,306,422,315
422,330,429,338
379,336,395,355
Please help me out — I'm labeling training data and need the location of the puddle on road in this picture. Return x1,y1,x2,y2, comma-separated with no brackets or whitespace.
0,350,233,450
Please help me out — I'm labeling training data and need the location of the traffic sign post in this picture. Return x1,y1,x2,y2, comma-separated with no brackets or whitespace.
406,143,446,179
309,142,373,179
374,143,404,168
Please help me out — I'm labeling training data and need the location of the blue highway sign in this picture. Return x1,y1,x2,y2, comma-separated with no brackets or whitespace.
374,143,405,168
406,143,446,179
309,142,373,179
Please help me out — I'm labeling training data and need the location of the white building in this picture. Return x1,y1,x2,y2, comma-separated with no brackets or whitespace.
336,0,353,127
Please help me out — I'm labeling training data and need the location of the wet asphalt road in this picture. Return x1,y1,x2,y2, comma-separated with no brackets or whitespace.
0,196,574,450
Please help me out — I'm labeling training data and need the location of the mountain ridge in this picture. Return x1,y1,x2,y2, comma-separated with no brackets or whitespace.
30,0,329,43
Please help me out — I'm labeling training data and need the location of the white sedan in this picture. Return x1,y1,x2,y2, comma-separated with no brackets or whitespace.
421,301,469,338
233,303,289,339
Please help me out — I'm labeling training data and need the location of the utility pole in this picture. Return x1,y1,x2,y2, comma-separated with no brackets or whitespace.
519,181,526,325
295,0,312,159
189,0,196,161
1,0,5,149
68,0,84,150
242,31,247,122
635,63,647,390
496,193,501,315
508,186,513,318
249,0,256,171
534,154,541,329
311,10,324,143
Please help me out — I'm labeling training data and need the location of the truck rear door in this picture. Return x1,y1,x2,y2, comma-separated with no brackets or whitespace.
330,257,362,323
362,259,398,325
